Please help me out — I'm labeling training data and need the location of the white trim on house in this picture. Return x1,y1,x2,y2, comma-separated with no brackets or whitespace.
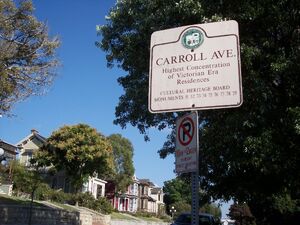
84,177,107,198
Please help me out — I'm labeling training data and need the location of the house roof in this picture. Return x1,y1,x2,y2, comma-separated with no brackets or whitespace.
0,140,18,155
151,187,163,194
16,129,46,148
138,179,155,187
91,177,108,184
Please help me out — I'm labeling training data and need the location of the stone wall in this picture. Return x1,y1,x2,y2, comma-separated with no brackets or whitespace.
0,203,169,225
0,204,80,225
75,206,110,225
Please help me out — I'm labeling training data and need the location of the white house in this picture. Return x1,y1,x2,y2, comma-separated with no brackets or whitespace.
17,129,46,166
150,186,164,215
82,177,107,199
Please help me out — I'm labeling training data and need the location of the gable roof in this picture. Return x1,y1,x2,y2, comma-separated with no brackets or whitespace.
16,129,46,148
138,179,155,187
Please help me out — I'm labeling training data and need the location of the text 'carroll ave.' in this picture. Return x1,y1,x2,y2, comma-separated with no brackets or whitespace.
155,49,236,66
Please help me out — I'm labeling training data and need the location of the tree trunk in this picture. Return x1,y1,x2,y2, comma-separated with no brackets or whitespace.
28,190,34,225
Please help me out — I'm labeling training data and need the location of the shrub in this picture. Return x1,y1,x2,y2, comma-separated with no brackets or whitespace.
34,183,52,200
96,197,114,214
72,192,114,214
158,214,172,222
72,192,94,205
49,190,71,203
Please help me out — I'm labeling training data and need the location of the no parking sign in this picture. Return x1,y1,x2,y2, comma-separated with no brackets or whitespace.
175,112,198,173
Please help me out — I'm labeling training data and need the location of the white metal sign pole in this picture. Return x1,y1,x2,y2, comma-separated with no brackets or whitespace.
191,111,199,225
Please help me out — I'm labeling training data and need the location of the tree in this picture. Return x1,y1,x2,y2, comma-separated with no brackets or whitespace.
98,1,300,224
33,124,115,193
163,177,191,207
108,133,135,192
163,177,220,217
0,0,60,115
11,161,45,225
228,203,256,225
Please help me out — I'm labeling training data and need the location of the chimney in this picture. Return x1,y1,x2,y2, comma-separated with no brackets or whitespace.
31,129,38,134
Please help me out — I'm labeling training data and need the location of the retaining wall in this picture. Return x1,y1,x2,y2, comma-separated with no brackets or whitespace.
0,204,80,225
0,203,169,225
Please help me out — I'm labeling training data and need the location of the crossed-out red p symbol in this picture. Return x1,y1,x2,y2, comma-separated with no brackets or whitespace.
178,117,194,146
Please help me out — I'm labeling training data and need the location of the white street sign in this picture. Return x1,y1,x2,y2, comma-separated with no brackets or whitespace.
149,20,243,113
175,112,198,173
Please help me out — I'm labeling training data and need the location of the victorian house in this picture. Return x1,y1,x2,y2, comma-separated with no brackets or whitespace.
17,129,46,166
16,129,107,198
106,177,164,215
105,175,139,212
12,129,165,214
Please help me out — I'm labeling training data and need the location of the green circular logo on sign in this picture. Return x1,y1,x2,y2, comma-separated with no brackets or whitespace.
181,29,204,49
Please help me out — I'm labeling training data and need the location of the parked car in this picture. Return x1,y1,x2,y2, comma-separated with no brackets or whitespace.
221,218,235,225
171,212,220,225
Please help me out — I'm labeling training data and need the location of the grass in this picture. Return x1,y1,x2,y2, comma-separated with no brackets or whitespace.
0,194,44,207
39,201,77,211
111,211,168,222
0,194,75,211
111,212,138,220
136,215,162,222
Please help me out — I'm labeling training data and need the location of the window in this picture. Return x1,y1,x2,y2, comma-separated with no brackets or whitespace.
25,152,33,166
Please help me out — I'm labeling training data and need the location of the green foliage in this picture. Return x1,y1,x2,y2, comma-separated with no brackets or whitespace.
29,185,113,214
163,177,191,205
164,177,220,217
108,134,135,192
48,190,71,203
73,192,114,214
11,161,43,196
33,124,115,193
34,183,52,201
97,0,208,139
0,0,60,115
99,1,300,224
95,196,114,214
272,193,298,214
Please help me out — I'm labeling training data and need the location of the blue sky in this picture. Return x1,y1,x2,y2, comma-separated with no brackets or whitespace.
0,0,230,216
0,0,175,187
